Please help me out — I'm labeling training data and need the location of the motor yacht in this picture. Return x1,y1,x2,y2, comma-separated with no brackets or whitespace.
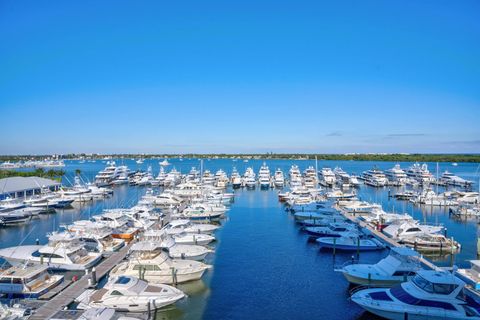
77,275,185,312
317,233,384,251
230,167,242,189
338,247,420,287
258,162,271,188
0,209,32,226
383,221,443,240
385,164,408,185
111,251,211,284
304,222,358,237
320,168,336,187
399,233,461,253
243,167,256,188
0,237,102,271
362,167,388,187
440,171,473,187
273,169,285,187
351,270,480,319
165,219,219,235
406,162,435,184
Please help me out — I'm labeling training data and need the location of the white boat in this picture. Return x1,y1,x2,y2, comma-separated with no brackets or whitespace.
399,233,461,253
0,198,26,213
0,264,64,298
413,189,458,206
273,169,285,187
440,171,473,187
383,221,443,240
406,162,435,184
338,247,420,287
320,168,336,187
304,222,358,237
258,162,271,188
351,270,480,320
317,233,384,251
165,219,219,235
111,251,210,284
362,167,388,187
0,303,31,319
0,209,32,226
243,167,256,188
171,232,215,246
180,204,225,222
132,240,212,261
230,167,242,188
343,201,382,214
77,275,185,312
385,164,408,185
0,241,102,271
159,159,171,166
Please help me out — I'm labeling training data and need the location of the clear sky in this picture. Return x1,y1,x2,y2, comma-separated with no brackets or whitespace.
1,0,479,154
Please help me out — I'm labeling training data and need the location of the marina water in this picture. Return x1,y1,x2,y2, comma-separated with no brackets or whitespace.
1,158,478,319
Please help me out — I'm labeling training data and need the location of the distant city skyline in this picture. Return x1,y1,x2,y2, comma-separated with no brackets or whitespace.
1,0,479,155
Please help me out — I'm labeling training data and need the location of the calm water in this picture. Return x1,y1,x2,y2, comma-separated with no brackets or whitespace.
1,158,479,319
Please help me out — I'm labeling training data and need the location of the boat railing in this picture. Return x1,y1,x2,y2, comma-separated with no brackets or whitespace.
333,258,359,272
348,284,371,296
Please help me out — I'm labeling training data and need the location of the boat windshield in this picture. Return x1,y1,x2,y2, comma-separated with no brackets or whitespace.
412,275,457,294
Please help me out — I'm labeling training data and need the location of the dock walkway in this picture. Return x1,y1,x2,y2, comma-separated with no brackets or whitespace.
30,243,132,320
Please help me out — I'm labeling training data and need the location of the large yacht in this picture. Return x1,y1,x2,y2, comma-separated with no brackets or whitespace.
440,171,473,187
351,270,480,319
385,164,408,185
362,167,388,187
231,167,242,188
243,167,256,188
258,162,271,188
320,167,336,187
273,169,285,188
406,162,435,184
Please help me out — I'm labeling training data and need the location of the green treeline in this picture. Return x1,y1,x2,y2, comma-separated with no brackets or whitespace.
0,169,65,180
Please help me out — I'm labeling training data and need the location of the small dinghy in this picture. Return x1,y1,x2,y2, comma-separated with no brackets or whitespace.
317,233,385,251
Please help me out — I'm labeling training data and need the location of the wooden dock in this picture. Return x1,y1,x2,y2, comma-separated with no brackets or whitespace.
38,280,72,300
30,243,132,320
340,208,438,270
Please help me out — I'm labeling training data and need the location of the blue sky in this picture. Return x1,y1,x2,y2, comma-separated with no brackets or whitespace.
1,0,479,154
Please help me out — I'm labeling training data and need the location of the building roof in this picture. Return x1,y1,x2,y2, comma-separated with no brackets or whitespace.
0,176,61,194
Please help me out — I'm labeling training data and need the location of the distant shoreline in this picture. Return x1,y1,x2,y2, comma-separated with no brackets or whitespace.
1,154,479,163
